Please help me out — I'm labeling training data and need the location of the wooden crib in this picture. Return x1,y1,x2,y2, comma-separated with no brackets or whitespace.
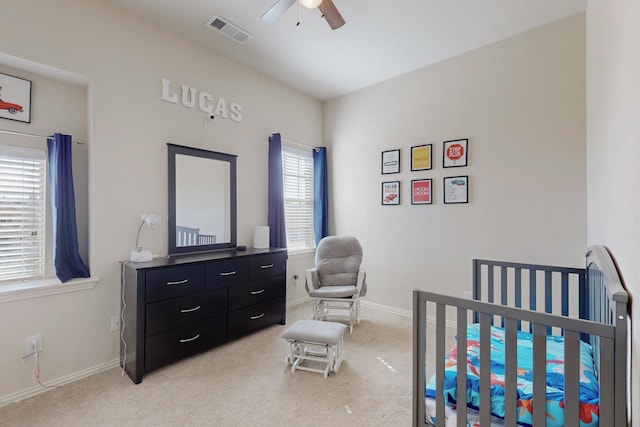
413,246,629,426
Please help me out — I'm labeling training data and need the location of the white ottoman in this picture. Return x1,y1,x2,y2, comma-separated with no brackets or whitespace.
281,320,348,378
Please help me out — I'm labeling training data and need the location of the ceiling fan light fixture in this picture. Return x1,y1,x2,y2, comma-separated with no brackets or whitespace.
299,0,322,9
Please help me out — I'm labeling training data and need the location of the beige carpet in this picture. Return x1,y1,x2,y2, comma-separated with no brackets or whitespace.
0,302,414,427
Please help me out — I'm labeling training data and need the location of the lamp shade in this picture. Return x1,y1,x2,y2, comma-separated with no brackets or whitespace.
131,214,162,262
299,0,322,8
141,214,162,229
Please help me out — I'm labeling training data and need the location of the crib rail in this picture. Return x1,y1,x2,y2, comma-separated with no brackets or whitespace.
472,259,586,335
413,291,616,426
413,246,629,427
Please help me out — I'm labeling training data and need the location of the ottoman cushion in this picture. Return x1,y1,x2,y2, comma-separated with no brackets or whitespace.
281,320,347,345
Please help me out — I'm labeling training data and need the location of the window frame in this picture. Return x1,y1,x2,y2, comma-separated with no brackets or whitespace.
281,143,315,253
0,144,47,284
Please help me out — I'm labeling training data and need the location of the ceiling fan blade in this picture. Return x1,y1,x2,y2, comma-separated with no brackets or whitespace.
319,0,345,30
261,0,296,23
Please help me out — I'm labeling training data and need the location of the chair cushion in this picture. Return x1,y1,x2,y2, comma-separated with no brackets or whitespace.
281,320,347,345
308,285,357,298
315,236,362,287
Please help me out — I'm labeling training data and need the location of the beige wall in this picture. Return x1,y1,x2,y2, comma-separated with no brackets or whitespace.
324,15,587,312
586,0,640,418
0,0,319,399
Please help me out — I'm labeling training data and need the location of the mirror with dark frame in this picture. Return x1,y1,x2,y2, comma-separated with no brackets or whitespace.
168,143,237,256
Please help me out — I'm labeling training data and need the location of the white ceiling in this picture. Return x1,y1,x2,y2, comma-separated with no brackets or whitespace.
106,0,586,101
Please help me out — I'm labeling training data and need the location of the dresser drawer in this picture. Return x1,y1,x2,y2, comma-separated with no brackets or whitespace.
145,315,227,372
146,288,227,336
206,259,248,290
249,253,286,280
146,265,204,303
228,298,285,339
228,275,284,311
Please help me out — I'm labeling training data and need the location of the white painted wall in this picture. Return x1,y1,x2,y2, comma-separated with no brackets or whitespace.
586,0,640,418
324,15,587,312
0,0,320,399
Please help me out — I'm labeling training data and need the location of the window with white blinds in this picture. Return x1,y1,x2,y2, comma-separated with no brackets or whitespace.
0,146,46,283
281,145,315,251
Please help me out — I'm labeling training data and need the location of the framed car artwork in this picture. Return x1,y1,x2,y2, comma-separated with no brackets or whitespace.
0,73,32,123
382,181,400,205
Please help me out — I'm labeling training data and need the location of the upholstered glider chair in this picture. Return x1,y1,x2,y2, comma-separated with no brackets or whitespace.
305,236,367,333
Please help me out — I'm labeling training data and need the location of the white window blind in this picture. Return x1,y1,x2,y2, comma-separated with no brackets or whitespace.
0,146,46,283
282,145,315,251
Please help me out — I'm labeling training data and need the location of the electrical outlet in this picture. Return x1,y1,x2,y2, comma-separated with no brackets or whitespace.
26,334,43,354
111,315,121,332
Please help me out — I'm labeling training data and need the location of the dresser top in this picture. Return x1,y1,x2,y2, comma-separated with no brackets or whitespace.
122,247,287,271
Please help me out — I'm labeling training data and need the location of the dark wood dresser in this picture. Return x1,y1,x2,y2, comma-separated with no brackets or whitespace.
120,247,287,384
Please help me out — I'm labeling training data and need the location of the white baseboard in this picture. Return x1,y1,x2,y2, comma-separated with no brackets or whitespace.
361,300,412,318
288,298,457,328
286,296,312,308
0,358,120,408
361,300,457,329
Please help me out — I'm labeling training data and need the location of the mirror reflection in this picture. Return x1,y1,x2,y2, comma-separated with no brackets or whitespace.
168,144,237,255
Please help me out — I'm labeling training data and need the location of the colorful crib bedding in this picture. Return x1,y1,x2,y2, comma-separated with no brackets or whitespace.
425,324,600,427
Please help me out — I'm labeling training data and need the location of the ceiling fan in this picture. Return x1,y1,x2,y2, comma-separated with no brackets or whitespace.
261,0,345,30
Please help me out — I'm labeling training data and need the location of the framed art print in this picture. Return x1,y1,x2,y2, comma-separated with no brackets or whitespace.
381,149,400,174
443,176,468,204
0,73,32,123
411,179,432,205
443,139,468,168
411,144,432,171
381,181,400,205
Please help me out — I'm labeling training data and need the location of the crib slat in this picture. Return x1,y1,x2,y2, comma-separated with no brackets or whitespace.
599,336,615,426
435,303,446,427
533,322,547,426
456,309,467,427
488,266,495,305
412,291,427,427
545,271,553,335
529,270,537,333
479,313,491,426
561,272,569,317
501,266,508,327
504,318,518,426
563,330,580,427
515,268,522,331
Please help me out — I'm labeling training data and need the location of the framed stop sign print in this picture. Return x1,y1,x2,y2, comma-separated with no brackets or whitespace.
443,138,468,168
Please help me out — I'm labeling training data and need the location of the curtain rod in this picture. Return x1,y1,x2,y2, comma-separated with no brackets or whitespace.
281,137,321,152
0,129,85,145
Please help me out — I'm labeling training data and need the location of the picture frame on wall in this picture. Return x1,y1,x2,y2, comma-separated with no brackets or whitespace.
411,179,432,205
381,149,400,174
411,144,432,171
443,138,468,168
0,73,32,123
381,181,400,205
443,176,469,204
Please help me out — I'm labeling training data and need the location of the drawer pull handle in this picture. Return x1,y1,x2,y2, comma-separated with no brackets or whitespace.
219,271,237,276
180,305,201,313
166,279,188,286
179,334,200,343
251,289,265,295
260,264,274,269
250,313,265,320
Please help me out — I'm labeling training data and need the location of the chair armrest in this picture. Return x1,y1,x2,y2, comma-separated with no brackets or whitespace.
356,268,367,297
305,268,320,292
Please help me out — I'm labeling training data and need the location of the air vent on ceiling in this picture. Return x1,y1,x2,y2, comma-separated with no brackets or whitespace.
206,15,252,44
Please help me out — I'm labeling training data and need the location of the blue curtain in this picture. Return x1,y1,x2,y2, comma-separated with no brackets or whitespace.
268,133,287,248
313,147,329,246
47,133,90,282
